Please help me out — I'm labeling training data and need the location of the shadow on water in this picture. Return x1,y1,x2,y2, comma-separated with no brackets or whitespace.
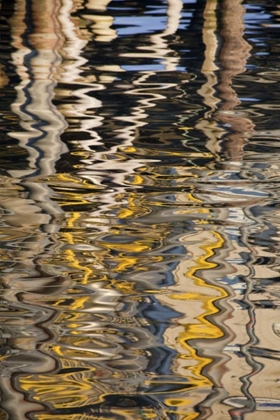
0,0,280,419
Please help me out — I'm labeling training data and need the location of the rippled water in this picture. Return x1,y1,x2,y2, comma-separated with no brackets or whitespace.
0,0,280,419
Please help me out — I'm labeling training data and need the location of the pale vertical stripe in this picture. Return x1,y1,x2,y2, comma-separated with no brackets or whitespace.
196,0,222,156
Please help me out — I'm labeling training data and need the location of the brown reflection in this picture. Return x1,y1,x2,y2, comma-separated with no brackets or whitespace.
218,0,251,110
216,0,254,162
0,64,8,89
200,0,254,162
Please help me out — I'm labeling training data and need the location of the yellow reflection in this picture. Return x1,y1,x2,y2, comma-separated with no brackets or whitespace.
130,174,145,185
0,1,242,419
117,193,151,219
157,228,227,400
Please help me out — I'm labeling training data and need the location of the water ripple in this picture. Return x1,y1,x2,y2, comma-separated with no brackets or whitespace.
0,1,280,419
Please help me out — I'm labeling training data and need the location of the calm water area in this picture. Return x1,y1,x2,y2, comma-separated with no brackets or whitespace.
0,0,280,419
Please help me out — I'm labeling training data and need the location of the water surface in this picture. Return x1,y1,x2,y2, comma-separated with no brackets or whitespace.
0,0,280,419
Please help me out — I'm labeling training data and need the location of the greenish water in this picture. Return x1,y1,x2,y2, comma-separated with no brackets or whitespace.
0,1,280,419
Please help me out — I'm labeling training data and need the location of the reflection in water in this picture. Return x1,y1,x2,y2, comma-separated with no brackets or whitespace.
0,0,280,419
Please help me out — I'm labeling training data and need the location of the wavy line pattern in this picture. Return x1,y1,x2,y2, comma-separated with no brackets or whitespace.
0,1,280,419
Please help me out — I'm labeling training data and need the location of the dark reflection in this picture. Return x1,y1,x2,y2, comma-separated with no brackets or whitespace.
0,0,280,419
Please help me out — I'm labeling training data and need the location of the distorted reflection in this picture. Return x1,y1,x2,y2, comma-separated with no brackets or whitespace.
0,1,280,419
